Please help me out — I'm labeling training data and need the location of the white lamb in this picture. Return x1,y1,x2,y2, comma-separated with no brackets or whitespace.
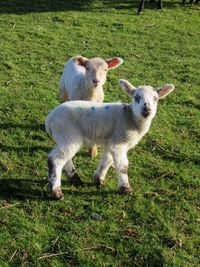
45,79,175,200
59,55,123,156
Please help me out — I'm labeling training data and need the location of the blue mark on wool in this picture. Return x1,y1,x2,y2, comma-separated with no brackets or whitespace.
104,105,110,110
76,107,83,112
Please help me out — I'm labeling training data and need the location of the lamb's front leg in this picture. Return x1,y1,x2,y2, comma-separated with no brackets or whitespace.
94,150,113,186
111,146,132,194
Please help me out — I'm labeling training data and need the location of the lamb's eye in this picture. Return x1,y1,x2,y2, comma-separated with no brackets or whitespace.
134,94,141,103
105,69,108,71
86,67,90,71
153,96,158,103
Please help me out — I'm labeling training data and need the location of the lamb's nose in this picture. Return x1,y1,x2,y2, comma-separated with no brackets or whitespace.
93,79,100,85
142,103,151,117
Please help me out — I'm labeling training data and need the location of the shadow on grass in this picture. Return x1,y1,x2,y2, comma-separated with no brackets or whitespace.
0,0,183,15
0,0,131,14
0,178,48,201
0,122,45,131
0,177,120,202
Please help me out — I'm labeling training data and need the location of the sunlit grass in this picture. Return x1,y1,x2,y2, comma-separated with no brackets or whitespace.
0,1,199,266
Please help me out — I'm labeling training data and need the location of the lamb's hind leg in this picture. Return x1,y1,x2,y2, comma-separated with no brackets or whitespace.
111,146,132,194
94,149,113,186
89,144,98,157
63,159,84,186
48,153,66,200
48,144,80,200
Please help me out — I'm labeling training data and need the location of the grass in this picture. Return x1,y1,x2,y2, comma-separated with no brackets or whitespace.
0,0,200,266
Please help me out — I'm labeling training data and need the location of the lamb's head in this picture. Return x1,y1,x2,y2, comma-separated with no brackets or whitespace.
119,79,175,120
73,56,123,88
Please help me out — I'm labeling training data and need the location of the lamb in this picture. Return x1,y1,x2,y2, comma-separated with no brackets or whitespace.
45,79,175,200
59,55,123,157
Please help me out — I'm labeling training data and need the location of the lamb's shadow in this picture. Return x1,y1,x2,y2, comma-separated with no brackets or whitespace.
0,177,121,202
63,186,120,197
0,178,49,201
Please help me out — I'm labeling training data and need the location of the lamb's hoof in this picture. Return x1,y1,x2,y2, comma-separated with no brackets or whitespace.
119,186,133,195
69,173,84,187
94,175,104,187
52,187,64,201
89,146,98,157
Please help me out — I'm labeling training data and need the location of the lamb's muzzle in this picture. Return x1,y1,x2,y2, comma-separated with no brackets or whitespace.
142,102,152,117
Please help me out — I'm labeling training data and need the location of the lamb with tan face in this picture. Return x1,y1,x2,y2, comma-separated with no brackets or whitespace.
46,79,175,200
59,55,123,157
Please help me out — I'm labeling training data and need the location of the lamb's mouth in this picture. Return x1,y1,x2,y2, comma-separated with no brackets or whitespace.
141,109,151,118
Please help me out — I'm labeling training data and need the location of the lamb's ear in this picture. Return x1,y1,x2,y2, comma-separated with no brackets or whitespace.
119,79,136,96
156,84,175,99
73,56,88,68
106,57,124,70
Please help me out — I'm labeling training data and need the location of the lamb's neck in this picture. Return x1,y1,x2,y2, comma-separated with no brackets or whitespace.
124,104,153,135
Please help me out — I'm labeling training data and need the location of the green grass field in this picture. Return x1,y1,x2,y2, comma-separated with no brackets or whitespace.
0,0,200,266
